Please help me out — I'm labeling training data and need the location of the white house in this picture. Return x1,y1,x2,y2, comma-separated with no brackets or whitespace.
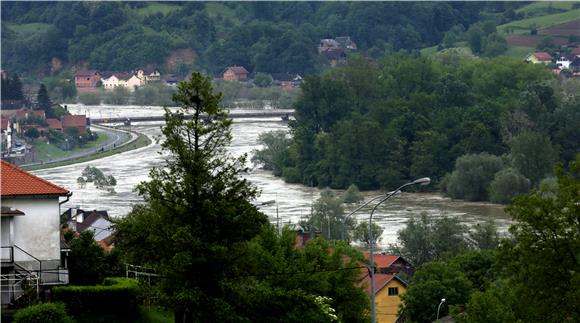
1,160,71,304
101,72,143,91
556,56,571,70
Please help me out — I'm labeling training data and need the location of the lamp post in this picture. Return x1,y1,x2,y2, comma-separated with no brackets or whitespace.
65,138,68,151
368,177,431,323
437,298,446,321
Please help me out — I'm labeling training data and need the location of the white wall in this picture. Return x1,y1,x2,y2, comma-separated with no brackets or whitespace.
3,197,61,263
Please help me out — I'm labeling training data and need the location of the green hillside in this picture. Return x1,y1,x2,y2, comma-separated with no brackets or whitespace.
498,9,580,35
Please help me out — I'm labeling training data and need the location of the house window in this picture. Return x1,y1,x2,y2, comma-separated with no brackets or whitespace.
388,287,399,296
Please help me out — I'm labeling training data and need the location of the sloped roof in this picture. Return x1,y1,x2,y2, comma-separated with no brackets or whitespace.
75,70,100,77
360,273,408,295
364,253,404,268
46,118,62,129
532,52,553,61
1,160,70,196
62,115,86,128
226,66,249,75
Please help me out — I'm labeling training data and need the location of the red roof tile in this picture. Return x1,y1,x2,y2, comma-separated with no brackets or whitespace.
75,70,100,77
363,252,401,268
227,66,249,75
62,115,86,128
46,118,62,129
532,52,553,61
1,160,70,196
361,273,404,295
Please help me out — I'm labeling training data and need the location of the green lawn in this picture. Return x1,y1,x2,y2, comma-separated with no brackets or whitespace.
420,45,439,56
504,46,535,59
138,306,174,323
498,9,580,35
24,132,152,171
136,2,180,17
32,132,110,161
516,2,577,15
8,22,52,38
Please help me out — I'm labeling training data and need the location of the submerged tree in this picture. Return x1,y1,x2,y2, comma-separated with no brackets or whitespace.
114,72,268,322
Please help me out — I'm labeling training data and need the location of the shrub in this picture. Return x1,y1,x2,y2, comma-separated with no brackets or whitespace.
14,302,72,323
489,168,530,204
52,278,140,319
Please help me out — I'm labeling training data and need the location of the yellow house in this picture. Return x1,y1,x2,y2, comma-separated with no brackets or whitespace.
364,273,408,323
524,52,553,65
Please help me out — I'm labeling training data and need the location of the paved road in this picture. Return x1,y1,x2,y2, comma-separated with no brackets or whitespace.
22,125,138,167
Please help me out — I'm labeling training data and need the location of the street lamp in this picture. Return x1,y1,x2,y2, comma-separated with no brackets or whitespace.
65,138,68,151
437,298,446,321
368,177,431,323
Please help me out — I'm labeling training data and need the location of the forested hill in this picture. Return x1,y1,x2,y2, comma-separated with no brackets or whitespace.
1,1,524,76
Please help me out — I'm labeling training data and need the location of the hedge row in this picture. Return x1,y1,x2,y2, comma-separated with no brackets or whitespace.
13,302,73,323
52,277,140,318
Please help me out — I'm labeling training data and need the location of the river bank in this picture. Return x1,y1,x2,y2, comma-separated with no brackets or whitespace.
23,126,151,171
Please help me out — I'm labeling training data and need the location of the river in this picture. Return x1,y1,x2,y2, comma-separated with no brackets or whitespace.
33,104,512,247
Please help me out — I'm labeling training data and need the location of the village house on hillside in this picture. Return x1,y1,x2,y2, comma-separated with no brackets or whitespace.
223,66,250,81
74,70,101,89
61,114,88,134
135,67,161,82
1,160,71,305
319,36,358,53
271,73,304,89
100,72,142,91
524,51,553,65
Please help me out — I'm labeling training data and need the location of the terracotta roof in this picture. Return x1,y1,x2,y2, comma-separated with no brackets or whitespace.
532,52,553,61
62,115,86,128
46,118,62,129
1,160,70,196
361,273,407,295
1,206,25,216
363,252,401,268
75,70,100,77
226,66,249,75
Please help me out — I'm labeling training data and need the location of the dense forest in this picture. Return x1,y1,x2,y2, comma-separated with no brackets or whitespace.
1,1,524,76
253,54,580,203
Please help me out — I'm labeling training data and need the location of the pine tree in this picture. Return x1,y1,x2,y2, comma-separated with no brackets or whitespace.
114,72,267,322
37,83,52,115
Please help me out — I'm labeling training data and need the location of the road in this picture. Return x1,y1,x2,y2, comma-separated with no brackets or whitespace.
21,125,137,167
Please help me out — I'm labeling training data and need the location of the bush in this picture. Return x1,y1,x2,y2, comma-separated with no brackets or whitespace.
78,92,102,105
14,302,72,323
489,168,530,204
52,278,140,319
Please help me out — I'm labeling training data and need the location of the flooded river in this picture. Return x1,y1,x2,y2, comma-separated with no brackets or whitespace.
34,105,512,247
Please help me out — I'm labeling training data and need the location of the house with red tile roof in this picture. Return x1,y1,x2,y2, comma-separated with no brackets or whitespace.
361,272,408,323
365,253,415,278
223,66,249,81
524,52,553,65
61,114,87,134
46,118,62,131
74,70,101,89
1,160,71,304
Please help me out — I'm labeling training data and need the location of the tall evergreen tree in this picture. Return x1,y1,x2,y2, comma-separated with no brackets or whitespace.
114,72,268,322
37,83,52,115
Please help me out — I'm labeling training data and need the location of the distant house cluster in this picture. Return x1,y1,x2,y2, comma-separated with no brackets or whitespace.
219,66,303,89
74,67,161,91
318,36,357,66
524,47,580,78
0,105,88,165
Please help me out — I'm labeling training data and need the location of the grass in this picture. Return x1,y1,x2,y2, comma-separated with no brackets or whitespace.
420,45,439,56
138,306,174,323
504,46,535,59
23,132,151,171
135,2,180,17
498,9,580,35
32,132,111,161
8,22,52,38
516,2,577,15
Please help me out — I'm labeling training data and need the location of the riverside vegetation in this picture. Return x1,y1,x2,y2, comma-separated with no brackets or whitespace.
253,54,580,204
